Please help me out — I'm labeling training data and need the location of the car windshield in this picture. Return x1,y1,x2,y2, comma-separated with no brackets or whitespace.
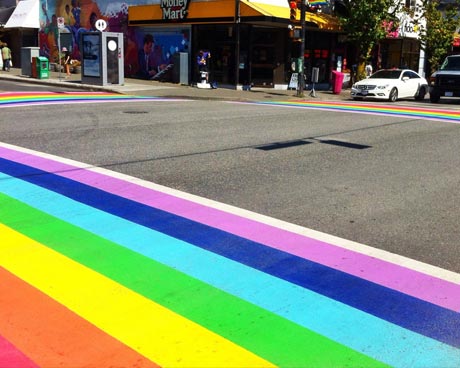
369,70,401,79
440,56,460,70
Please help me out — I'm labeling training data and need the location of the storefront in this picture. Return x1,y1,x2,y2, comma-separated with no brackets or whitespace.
377,12,423,75
128,0,342,88
1,0,39,68
33,0,341,88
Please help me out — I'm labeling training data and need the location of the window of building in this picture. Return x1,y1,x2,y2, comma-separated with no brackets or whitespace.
405,0,417,9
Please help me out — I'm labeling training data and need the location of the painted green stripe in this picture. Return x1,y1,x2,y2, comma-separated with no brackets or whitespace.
0,193,387,367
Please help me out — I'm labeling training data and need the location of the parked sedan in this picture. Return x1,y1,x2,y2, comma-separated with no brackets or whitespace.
351,69,428,102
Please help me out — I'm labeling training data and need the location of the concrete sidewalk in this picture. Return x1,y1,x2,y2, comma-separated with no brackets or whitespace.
0,67,351,102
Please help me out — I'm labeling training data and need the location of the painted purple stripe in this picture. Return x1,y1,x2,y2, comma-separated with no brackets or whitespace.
1,145,460,312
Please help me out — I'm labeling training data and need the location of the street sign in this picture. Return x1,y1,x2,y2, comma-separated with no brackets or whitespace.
95,19,107,32
57,17,65,29
289,73,298,89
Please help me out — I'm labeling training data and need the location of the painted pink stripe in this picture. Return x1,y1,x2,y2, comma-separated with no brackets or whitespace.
0,335,39,368
2,146,460,311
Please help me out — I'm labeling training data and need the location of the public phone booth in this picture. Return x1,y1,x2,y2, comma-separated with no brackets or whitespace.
81,32,124,86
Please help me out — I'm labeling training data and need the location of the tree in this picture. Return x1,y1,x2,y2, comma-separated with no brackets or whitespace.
335,0,402,80
411,0,460,74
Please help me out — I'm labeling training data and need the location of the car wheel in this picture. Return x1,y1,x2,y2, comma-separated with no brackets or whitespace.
415,86,426,101
353,97,363,101
430,92,440,103
388,88,398,102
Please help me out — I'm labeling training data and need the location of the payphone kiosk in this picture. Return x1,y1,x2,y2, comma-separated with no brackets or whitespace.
81,32,124,86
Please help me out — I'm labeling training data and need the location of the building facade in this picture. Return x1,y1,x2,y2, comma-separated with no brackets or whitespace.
0,0,40,68
29,0,342,88
127,0,344,88
378,0,425,75
0,0,432,85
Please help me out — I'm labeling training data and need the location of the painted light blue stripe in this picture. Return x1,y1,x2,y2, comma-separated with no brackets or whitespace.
1,173,459,367
3,157,459,347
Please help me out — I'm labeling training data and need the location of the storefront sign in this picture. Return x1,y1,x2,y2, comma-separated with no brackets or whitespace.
399,19,419,38
161,0,190,20
397,14,420,39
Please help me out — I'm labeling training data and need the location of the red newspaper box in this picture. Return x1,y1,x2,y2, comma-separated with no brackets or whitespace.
331,70,344,94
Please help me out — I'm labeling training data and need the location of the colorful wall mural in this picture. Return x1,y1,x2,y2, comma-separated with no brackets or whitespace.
38,0,190,80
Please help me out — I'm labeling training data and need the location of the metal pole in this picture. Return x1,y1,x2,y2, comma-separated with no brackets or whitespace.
235,0,240,88
296,0,306,97
57,29,62,80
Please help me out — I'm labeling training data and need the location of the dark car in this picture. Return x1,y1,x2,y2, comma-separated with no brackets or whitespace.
429,55,460,103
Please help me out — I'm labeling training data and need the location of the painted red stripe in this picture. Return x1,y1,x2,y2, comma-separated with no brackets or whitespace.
0,267,160,368
0,334,38,368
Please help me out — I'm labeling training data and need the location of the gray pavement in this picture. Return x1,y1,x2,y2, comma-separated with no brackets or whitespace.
0,67,351,102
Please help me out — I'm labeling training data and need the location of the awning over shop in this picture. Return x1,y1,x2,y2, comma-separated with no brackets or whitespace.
241,1,288,17
129,0,341,31
4,0,39,29
306,12,341,31
241,1,341,30
0,6,15,27
454,33,460,47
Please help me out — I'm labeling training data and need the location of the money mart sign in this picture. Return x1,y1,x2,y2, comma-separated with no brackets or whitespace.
161,0,190,20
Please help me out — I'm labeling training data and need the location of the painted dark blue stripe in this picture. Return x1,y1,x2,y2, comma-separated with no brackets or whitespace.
1,157,459,348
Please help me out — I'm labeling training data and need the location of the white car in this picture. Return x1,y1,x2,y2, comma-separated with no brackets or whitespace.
351,69,428,102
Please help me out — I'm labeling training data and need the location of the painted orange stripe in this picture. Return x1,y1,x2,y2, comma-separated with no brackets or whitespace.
0,267,160,368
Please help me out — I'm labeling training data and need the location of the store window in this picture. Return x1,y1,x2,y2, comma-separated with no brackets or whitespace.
250,27,282,86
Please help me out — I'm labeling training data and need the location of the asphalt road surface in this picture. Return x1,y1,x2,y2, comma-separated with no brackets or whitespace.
1,95,459,274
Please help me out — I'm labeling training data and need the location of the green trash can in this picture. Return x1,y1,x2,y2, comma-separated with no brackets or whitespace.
36,56,49,79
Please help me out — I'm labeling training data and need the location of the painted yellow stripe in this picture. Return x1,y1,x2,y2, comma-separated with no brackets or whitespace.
0,224,275,368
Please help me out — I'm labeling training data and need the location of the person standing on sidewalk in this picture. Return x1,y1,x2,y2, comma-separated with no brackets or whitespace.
197,50,211,82
2,43,12,72
62,47,71,78
365,61,373,77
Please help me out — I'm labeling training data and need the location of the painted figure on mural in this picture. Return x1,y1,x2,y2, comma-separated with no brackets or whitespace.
64,4,74,25
42,6,60,62
71,0,81,29
88,12,98,31
63,3,79,53
136,34,167,80
37,0,189,82
119,16,139,77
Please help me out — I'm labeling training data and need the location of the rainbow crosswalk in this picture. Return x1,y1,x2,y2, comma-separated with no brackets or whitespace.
2,92,460,127
1,141,460,364
0,91,174,108
250,100,460,123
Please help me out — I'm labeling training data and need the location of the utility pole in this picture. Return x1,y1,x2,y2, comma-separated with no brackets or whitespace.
235,0,241,89
296,0,306,97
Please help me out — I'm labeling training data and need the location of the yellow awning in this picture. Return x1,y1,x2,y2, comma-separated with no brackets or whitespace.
240,1,289,18
129,0,341,31
306,12,341,31
241,1,341,30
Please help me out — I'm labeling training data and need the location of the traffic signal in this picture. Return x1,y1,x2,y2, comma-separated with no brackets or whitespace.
288,25,302,40
289,0,298,21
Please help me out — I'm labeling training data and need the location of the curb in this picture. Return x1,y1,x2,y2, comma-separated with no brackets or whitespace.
0,68,351,102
